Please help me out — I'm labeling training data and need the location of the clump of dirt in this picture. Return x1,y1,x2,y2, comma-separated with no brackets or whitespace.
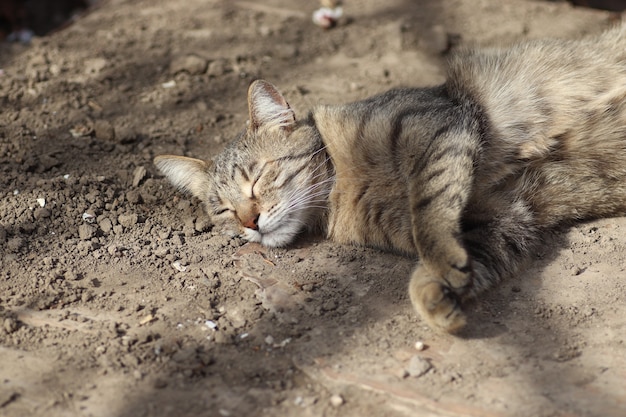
1,1,625,417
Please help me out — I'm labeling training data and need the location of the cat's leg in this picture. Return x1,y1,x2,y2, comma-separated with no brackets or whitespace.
407,128,478,332
409,191,542,333
460,199,541,297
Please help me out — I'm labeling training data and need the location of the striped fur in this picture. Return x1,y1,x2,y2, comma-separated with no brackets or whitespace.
155,24,626,332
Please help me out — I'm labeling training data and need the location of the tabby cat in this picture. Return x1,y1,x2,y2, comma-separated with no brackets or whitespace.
155,24,626,333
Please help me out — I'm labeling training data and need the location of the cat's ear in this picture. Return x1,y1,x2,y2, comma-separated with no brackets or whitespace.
248,79,296,131
154,155,213,201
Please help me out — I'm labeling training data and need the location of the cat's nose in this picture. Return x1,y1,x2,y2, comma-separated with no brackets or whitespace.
242,213,260,230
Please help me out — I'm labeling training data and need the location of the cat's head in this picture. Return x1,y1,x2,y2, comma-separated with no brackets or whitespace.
154,80,332,247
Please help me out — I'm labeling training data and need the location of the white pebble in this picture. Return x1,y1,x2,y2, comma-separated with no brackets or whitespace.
162,80,176,89
205,320,217,330
329,394,344,407
172,261,187,272
37,198,46,207
312,7,343,28
278,338,291,347
264,335,274,345
82,212,95,223
414,340,426,351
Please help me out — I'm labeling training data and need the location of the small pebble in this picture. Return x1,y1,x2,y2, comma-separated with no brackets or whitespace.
99,218,113,233
94,120,116,141
414,340,426,351
132,166,146,187
329,394,344,407
78,224,96,240
34,207,51,220
172,261,187,272
82,212,96,223
126,189,142,204
169,54,207,75
406,355,432,378
118,213,138,228
207,59,228,77
4,318,18,334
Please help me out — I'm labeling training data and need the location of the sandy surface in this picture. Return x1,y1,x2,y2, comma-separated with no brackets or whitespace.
1,1,626,416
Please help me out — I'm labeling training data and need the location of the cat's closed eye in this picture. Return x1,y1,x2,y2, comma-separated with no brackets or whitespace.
212,207,232,216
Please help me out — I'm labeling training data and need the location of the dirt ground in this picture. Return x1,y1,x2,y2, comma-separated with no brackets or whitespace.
1,1,626,416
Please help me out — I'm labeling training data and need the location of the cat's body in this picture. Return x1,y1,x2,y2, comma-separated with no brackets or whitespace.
155,24,626,332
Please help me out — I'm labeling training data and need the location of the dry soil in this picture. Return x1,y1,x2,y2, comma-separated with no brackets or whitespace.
1,1,625,416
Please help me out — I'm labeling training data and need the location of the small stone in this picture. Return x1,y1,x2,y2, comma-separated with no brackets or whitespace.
3,318,18,334
39,154,61,171
132,166,147,187
406,355,432,378
172,261,187,272
78,224,96,240
82,212,96,223
171,233,184,246
34,207,51,220
158,229,171,240
98,218,113,233
329,394,344,407
84,57,107,75
94,120,116,141
414,341,426,351
259,25,272,37
213,331,231,344
118,213,138,228
153,247,169,258
169,54,208,75
207,59,228,77
126,189,142,204
195,217,212,233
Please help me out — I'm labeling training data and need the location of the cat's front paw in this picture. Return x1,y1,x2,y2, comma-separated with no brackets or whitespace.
430,245,474,293
408,265,467,333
